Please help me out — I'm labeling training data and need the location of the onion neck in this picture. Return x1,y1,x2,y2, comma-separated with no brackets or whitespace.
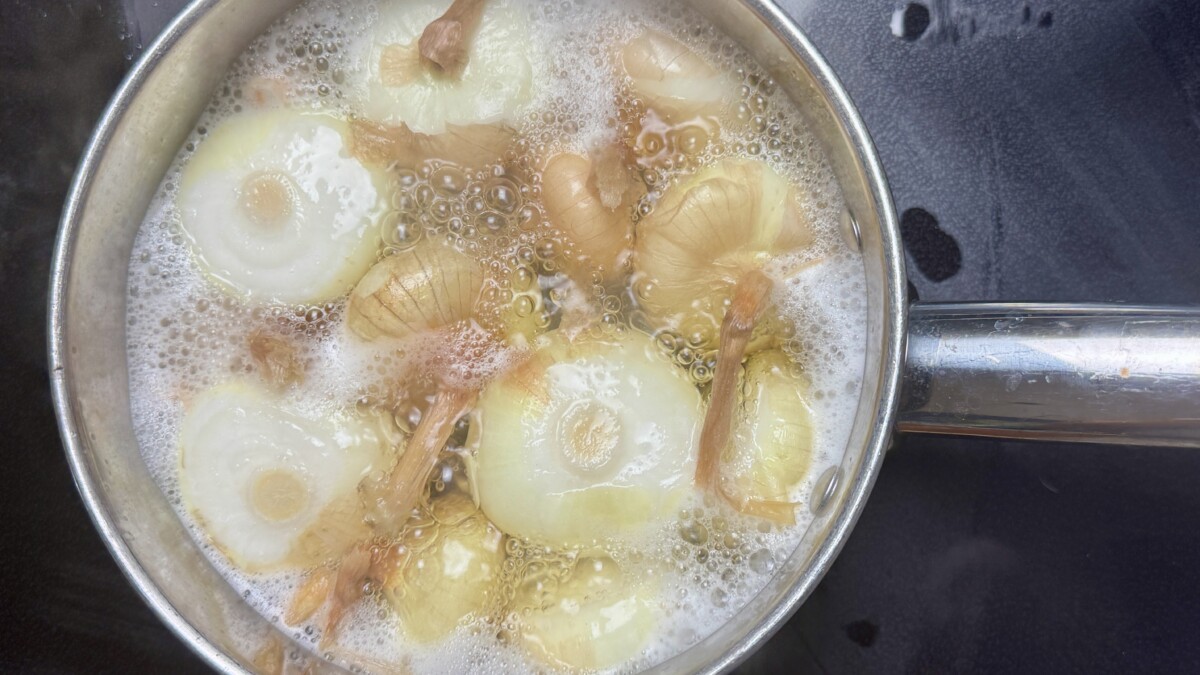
370,385,478,533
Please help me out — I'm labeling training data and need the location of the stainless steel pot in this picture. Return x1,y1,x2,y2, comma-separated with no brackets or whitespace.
48,0,1200,672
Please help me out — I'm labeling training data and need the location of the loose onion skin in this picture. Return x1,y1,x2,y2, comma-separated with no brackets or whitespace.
247,329,305,390
346,241,484,341
349,117,516,169
727,350,814,506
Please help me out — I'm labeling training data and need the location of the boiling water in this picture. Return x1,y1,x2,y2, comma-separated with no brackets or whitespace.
125,0,869,671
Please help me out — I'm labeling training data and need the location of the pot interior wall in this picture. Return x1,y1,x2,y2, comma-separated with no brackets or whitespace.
55,0,317,671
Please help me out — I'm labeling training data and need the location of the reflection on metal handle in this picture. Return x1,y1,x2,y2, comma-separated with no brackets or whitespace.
898,303,1200,447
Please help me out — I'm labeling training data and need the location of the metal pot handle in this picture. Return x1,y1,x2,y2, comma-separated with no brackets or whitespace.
897,303,1200,447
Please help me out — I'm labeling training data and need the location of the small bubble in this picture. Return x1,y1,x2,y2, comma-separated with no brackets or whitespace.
478,211,506,232
431,166,467,196
680,520,709,545
749,549,776,575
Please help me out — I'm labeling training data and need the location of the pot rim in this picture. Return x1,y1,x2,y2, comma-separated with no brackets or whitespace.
47,0,907,672
49,1,248,672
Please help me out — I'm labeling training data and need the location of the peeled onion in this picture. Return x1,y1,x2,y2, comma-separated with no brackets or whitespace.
178,109,385,305
352,0,535,134
178,380,385,571
514,556,657,671
468,332,701,547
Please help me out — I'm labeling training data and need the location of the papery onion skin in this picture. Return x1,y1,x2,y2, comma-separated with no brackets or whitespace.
541,151,636,284
346,240,542,348
349,118,515,169
252,637,285,675
346,241,485,341
634,159,815,351
247,329,305,390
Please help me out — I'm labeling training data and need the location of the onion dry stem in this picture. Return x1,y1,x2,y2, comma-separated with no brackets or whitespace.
285,385,479,640
696,269,798,524
367,386,479,532
419,0,488,76
287,541,408,644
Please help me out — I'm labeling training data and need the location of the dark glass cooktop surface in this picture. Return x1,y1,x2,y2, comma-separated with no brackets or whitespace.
2,0,1198,672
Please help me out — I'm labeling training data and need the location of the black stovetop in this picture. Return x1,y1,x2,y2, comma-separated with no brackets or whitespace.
3,0,1200,672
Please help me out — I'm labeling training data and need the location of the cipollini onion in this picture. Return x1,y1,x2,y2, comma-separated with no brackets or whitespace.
723,350,814,522
381,492,505,642
468,331,701,548
345,240,486,531
346,240,484,342
178,379,385,572
634,158,817,520
178,109,385,305
634,158,814,351
306,239,538,641
351,0,535,134
346,238,542,349
540,147,638,284
618,29,738,169
620,29,737,125
513,556,658,671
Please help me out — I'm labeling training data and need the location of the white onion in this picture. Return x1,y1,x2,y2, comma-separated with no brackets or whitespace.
178,109,385,305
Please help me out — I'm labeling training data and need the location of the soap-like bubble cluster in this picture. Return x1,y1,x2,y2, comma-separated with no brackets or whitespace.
124,0,869,672
381,161,541,257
